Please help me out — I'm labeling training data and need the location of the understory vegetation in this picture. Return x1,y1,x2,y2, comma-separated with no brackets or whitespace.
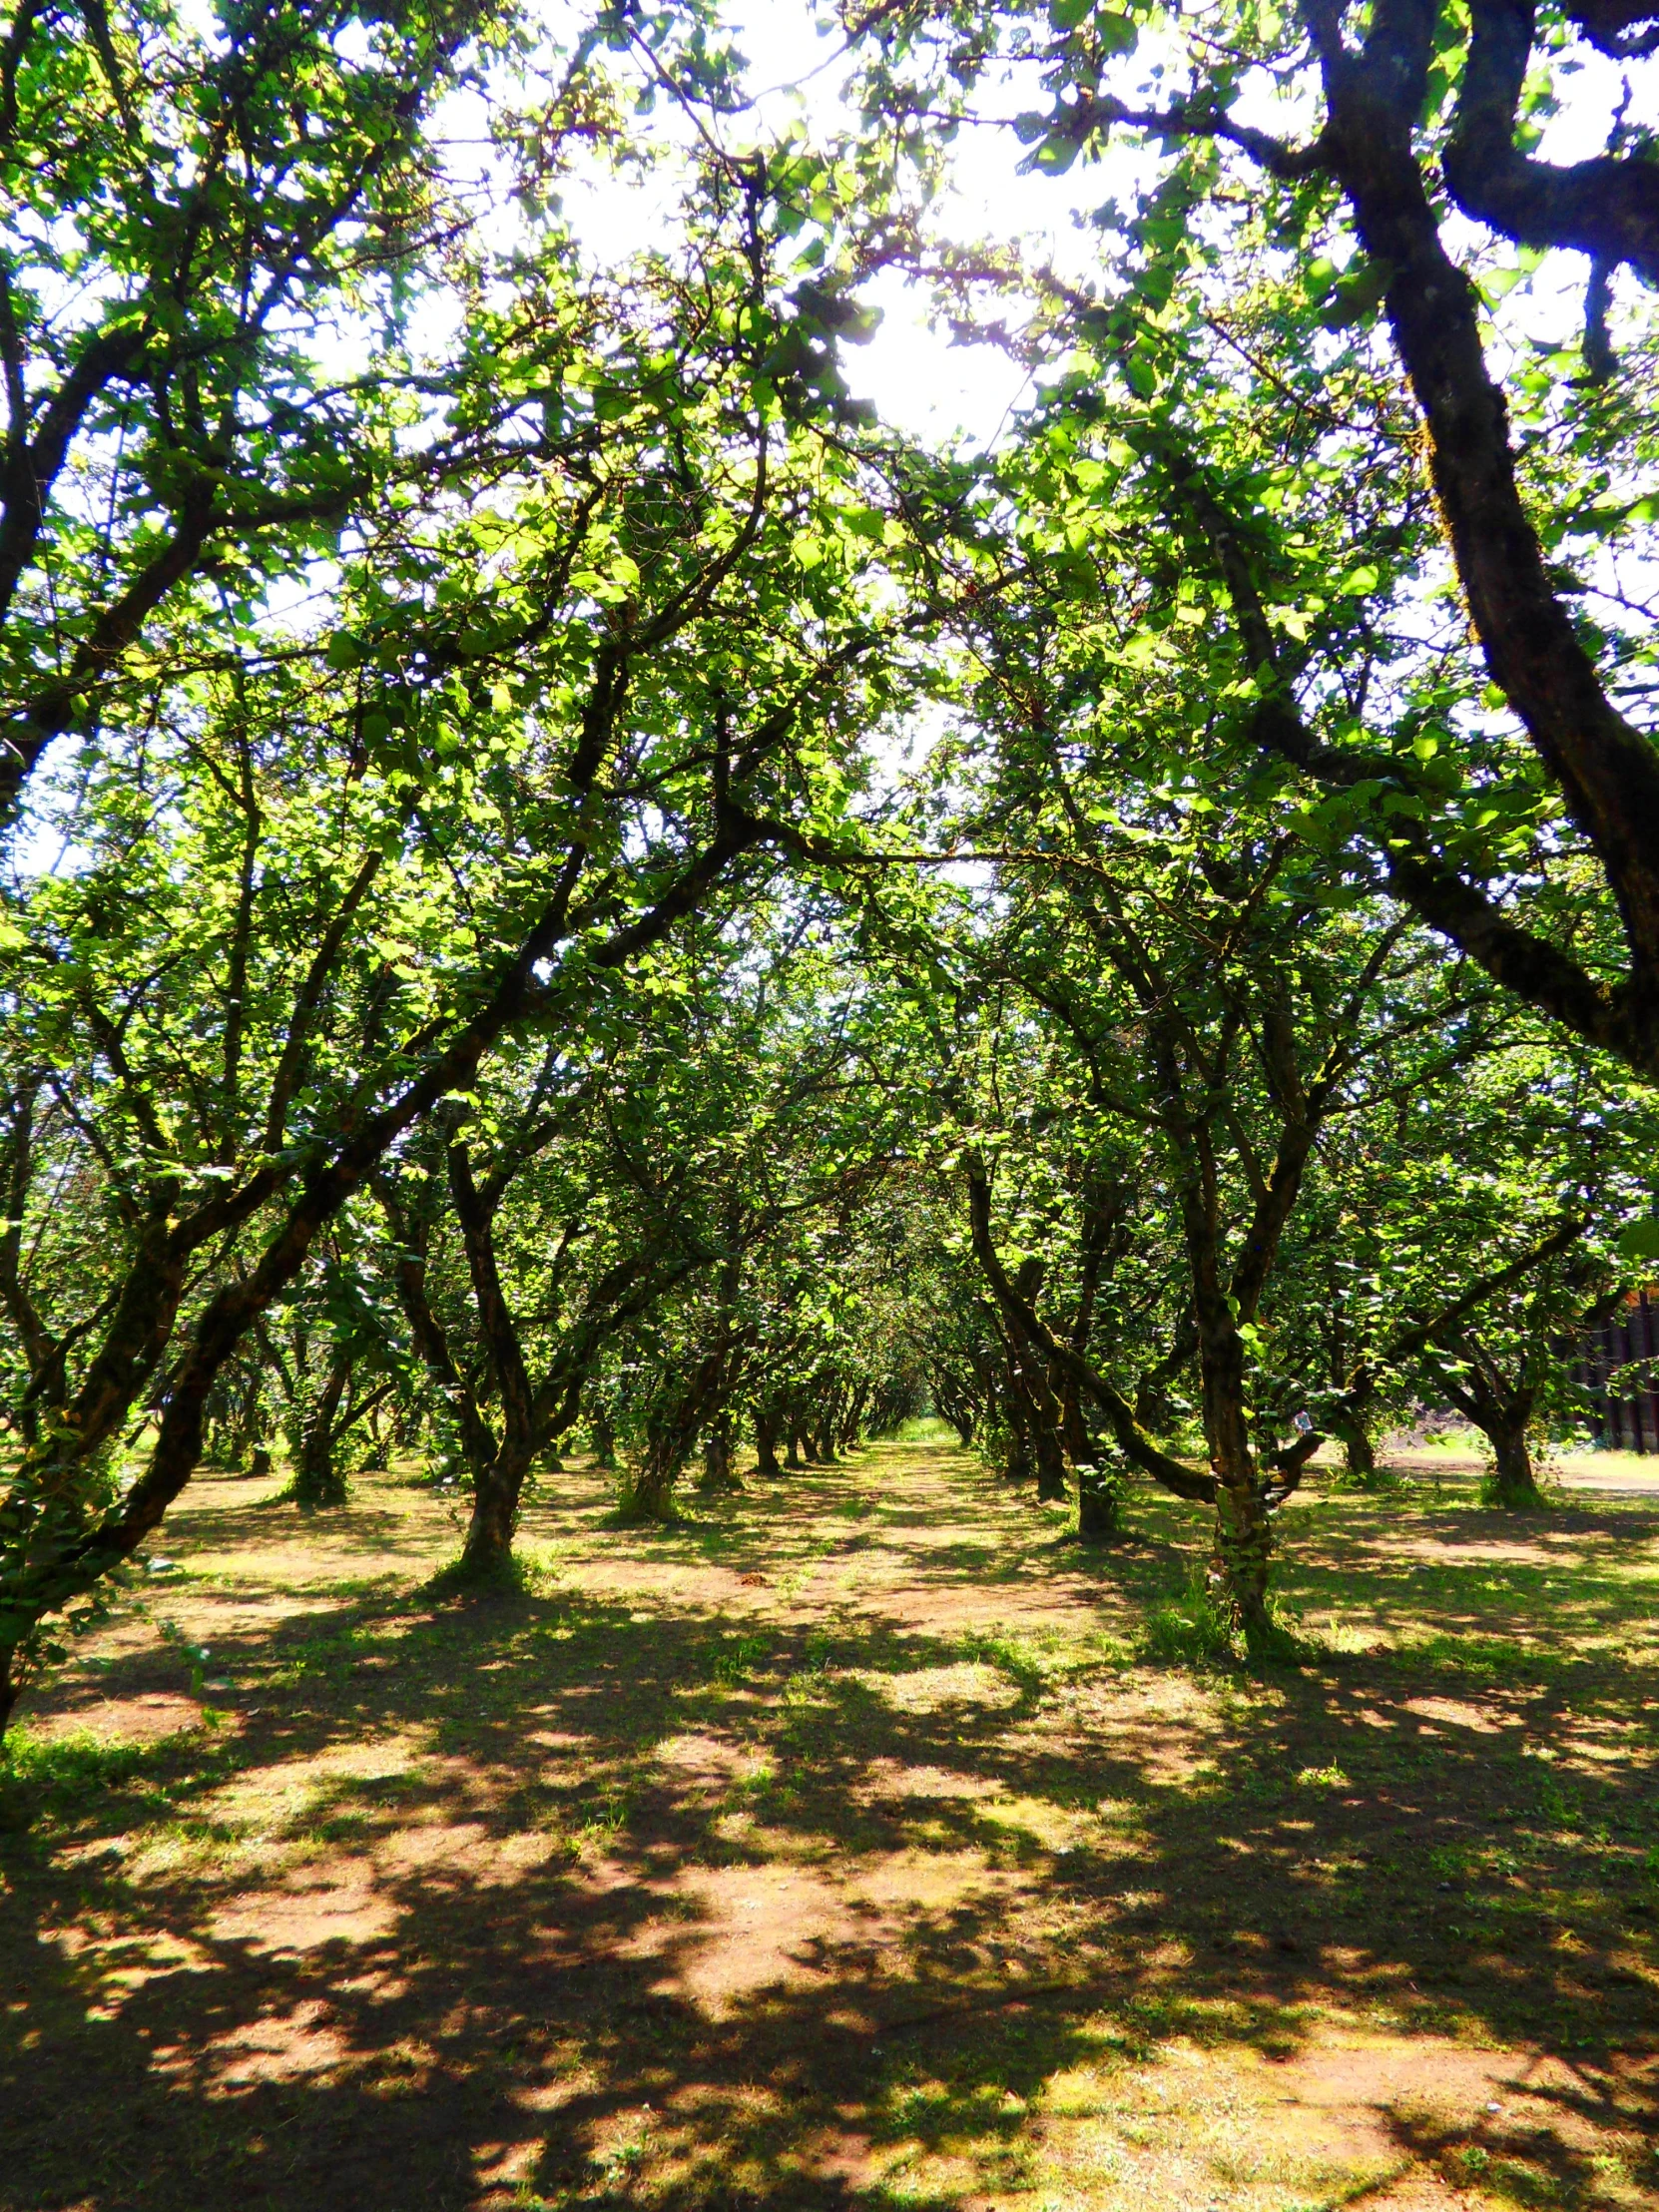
3,0,1659,2202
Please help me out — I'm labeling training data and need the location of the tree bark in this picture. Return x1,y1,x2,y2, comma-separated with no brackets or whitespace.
699,1410,739,1493
1211,1476,1274,1631
1060,1375,1092,1468
755,1408,784,1477
1485,1416,1544,1509
1338,1417,1379,1483
618,1456,682,1524
457,1446,531,1578
1196,1297,1275,1636
1030,1402,1069,1502
1000,1382,1033,1484
1076,1457,1123,1540
291,1348,351,1510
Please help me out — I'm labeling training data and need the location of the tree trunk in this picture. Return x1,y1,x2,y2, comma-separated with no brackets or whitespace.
589,1410,617,1468
1200,1317,1274,1638
1026,1359,1069,1502
1060,1376,1091,1468
1484,1416,1544,1509
1001,1396,1032,1484
618,1455,681,1524
292,1421,347,1509
839,1384,869,1451
1211,1477,1274,1634
458,1451,527,1580
291,1349,351,1510
1076,1455,1123,1541
0,1644,22,1740
1001,1362,1067,1498
358,1403,385,1470
1134,1379,1171,1434
1337,1417,1380,1484
228,1368,268,1470
755,1409,783,1477
786,1428,804,1469
699,1411,739,1494
1031,1409,1068,1502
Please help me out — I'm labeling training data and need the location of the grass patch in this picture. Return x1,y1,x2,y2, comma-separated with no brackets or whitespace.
0,1724,160,1802
1140,1575,1242,1668
1,1442,1654,2212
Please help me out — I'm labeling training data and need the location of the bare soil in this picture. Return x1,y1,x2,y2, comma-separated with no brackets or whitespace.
1,1439,1655,2211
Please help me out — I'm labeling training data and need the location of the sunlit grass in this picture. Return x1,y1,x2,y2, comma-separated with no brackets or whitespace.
2,1440,1655,2212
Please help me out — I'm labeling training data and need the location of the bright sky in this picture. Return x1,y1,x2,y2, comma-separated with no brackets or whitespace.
517,0,1656,453
514,0,1136,448
11,0,1653,879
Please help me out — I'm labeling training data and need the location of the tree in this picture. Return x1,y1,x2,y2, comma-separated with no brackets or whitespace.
851,0,1659,1081
879,439,1562,1624
597,902,903,1523
374,1048,711,1571
1285,1038,1649,1502
0,38,940,1725
0,0,510,817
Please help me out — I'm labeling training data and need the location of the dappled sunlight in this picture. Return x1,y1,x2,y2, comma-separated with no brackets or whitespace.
3,1439,1656,2208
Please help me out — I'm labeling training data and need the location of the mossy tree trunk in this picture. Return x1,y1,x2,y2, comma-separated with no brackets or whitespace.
1196,1302,1274,1637
1341,1421,1377,1480
1000,1392,1032,1484
457,1441,534,1578
1486,1416,1544,1508
1000,1266,1069,1503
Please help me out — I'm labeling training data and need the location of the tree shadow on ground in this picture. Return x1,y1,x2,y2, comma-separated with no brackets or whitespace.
2,1444,1655,2210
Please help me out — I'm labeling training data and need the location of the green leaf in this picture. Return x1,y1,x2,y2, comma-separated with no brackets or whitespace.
1032,134,1080,175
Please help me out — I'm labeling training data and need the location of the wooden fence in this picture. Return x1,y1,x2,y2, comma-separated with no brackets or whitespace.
1572,1288,1659,1453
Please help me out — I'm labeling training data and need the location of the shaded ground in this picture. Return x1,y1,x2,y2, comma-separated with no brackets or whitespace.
2,1439,1656,2212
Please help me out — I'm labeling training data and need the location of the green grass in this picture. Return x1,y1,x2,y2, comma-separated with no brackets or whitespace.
1,1443,1655,2212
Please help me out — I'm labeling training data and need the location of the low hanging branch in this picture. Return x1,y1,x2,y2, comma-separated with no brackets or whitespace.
963,1156,1218,1505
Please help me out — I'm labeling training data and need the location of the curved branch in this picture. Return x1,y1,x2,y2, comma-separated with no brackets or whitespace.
1444,0,1659,280
964,1158,1216,1505
1158,438,1659,1076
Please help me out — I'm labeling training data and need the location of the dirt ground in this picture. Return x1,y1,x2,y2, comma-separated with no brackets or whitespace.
1,1438,1656,2212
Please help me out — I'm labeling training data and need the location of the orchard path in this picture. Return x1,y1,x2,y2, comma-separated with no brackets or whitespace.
2,1438,1656,2212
